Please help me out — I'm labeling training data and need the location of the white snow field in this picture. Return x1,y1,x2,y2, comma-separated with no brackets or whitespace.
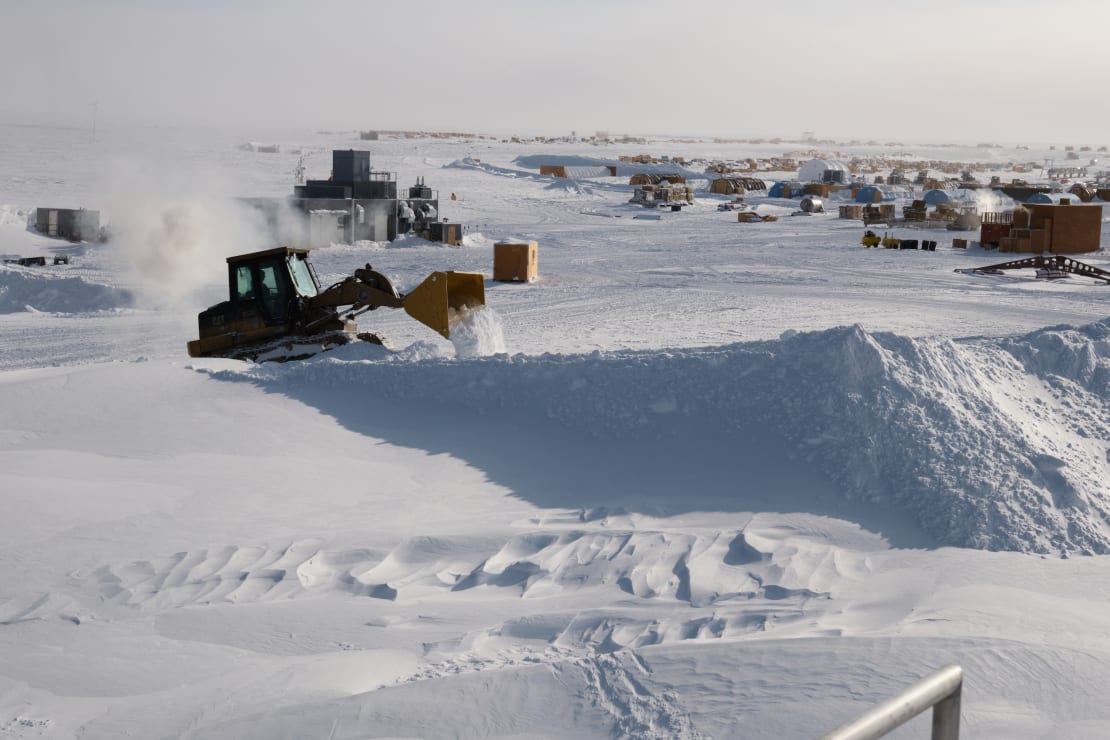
2,124,1110,738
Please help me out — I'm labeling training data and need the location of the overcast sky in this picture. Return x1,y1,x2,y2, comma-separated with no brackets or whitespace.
3,0,1108,144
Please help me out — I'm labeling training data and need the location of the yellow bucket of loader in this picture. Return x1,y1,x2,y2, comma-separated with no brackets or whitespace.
403,271,486,338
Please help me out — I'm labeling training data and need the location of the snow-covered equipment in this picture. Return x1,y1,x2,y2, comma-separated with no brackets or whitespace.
955,254,1110,284
187,247,485,361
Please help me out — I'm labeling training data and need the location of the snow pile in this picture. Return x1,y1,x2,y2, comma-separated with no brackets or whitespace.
0,204,33,229
222,318,1110,554
444,158,527,179
0,266,133,313
543,179,598,197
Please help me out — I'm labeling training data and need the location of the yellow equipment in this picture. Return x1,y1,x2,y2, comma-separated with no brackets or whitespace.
861,230,881,247
187,247,485,361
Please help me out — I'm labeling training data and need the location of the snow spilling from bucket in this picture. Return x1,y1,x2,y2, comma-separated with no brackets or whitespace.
449,305,508,358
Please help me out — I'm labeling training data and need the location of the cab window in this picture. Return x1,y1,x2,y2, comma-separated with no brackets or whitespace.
235,265,255,301
287,253,318,297
257,257,292,321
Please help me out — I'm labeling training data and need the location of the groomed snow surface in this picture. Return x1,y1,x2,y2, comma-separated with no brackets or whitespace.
2,125,1110,738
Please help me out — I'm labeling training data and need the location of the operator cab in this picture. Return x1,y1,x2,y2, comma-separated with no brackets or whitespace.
226,247,319,323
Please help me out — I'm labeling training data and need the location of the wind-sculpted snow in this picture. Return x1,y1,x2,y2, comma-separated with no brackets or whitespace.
222,318,1110,554
0,266,134,313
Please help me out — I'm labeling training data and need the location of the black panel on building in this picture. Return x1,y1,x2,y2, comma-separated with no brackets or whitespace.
332,150,371,184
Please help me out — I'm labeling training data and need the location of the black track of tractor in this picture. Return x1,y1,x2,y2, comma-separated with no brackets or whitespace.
956,255,1110,284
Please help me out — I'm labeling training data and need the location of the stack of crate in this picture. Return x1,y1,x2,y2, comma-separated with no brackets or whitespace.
902,200,928,221
1000,207,1032,252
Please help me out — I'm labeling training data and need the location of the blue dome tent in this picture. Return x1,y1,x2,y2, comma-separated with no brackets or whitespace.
855,186,884,203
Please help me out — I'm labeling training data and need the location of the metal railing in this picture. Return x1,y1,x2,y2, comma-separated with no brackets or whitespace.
821,665,963,740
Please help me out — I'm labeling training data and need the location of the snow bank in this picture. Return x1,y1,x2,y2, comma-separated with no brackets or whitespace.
217,318,1110,554
0,266,133,313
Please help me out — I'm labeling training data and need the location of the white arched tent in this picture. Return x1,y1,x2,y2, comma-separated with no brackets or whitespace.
798,158,852,184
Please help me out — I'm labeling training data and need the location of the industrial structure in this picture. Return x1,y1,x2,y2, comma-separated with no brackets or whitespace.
244,150,459,248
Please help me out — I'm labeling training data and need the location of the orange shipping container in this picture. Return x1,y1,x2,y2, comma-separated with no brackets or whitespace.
493,241,538,282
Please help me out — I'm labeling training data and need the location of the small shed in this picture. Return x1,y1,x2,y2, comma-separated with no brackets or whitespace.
494,241,538,282
35,208,100,241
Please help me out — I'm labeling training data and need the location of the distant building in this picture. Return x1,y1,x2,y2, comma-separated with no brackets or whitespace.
35,208,100,241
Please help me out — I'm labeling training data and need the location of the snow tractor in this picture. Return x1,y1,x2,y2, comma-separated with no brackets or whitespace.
187,247,485,361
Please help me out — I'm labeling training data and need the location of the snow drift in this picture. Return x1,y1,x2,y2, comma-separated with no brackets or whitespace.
0,266,133,313
216,318,1110,555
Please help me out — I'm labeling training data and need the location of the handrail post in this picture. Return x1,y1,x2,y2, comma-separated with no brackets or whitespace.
822,664,963,740
930,680,961,740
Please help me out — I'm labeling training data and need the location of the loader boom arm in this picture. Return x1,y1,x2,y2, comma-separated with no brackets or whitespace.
303,264,485,339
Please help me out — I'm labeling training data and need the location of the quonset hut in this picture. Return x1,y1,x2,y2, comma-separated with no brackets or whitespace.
798,159,851,184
